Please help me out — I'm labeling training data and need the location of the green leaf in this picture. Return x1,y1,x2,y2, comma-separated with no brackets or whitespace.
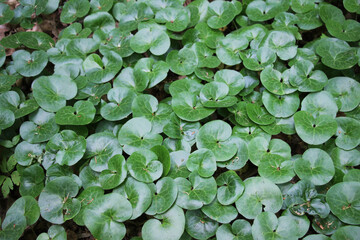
335,117,360,150
325,77,360,112
84,12,115,33
175,172,217,210
17,32,55,51
32,75,77,112
214,69,245,96
246,103,275,126
14,141,45,166
294,148,335,185
294,111,337,145
252,212,298,240
46,130,86,166
130,27,170,56
166,48,198,75
316,38,358,70
344,0,360,13
155,7,190,32
127,150,162,183
168,150,191,179
114,177,152,220
37,225,67,240
186,149,216,177
172,91,215,122
146,177,178,215
248,137,291,166
289,60,328,92
216,33,248,66
151,145,171,177
260,31,297,60
100,87,136,121
20,108,59,144
118,117,163,155
235,177,283,219
38,176,80,224
196,120,237,162
290,0,315,13
207,1,237,29
185,210,218,239
301,91,338,118
0,3,14,25
73,186,104,226
142,205,185,240
201,198,238,224
199,82,237,108
60,0,90,23
326,182,360,225
13,50,48,77
331,226,360,240
259,155,295,184
19,164,44,198
246,0,290,21
85,132,122,172
132,94,172,134
83,51,122,84
216,170,244,205
55,101,96,126
262,90,300,118
260,66,297,95
0,108,15,130
99,155,127,190
134,58,169,89
83,193,132,240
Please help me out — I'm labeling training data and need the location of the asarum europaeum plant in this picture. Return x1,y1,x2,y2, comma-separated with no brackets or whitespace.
0,0,360,239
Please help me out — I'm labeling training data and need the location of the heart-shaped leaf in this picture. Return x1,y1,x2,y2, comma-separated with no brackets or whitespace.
127,150,163,183
46,130,86,166
246,103,276,126
196,120,237,162
100,87,136,121
114,177,152,220
83,51,122,84
55,101,96,126
172,91,215,122
316,38,358,70
99,155,127,190
32,75,77,112
146,177,178,215
246,0,290,21
207,1,237,29
142,205,185,240
326,181,360,225
166,48,198,75
325,77,360,112
13,50,48,77
83,193,132,240
335,117,360,150
60,0,90,23
85,132,122,172
294,111,337,145
201,199,238,224
132,94,172,134
294,148,335,185
38,176,80,224
118,117,163,155
175,172,217,210
216,170,244,205
20,109,59,144
260,66,297,95
130,27,170,56
185,210,218,239
301,91,338,118
262,90,300,118
134,58,169,89
235,177,283,219
252,212,298,240
216,219,253,240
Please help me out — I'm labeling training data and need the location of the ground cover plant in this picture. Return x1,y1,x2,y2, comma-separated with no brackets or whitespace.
0,0,360,239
